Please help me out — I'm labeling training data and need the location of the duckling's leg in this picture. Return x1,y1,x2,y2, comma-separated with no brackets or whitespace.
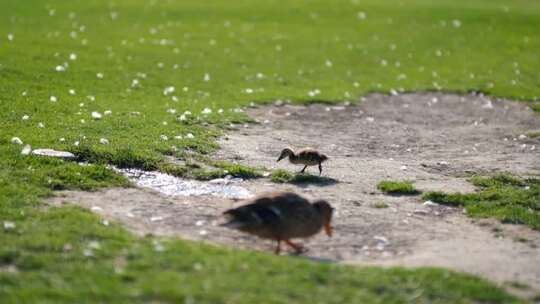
284,240,305,254
300,165,307,173
318,163,323,175
274,239,281,254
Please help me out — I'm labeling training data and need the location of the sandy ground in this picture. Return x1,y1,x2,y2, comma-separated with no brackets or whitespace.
48,93,540,297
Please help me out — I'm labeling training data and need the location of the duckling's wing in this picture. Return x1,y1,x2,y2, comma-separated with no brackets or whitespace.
296,148,323,163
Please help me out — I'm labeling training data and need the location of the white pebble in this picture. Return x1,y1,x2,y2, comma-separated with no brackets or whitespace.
90,206,103,212
150,216,163,222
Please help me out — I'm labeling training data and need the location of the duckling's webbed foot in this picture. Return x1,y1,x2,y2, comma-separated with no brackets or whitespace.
300,165,307,173
285,240,306,254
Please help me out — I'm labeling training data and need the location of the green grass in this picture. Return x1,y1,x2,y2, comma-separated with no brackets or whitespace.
423,174,540,230
377,180,421,195
526,131,540,138
1,0,539,301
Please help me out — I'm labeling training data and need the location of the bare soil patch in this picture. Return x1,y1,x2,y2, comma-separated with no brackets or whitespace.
48,93,540,296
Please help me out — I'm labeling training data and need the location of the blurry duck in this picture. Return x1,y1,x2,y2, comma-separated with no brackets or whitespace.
277,147,328,175
221,191,334,254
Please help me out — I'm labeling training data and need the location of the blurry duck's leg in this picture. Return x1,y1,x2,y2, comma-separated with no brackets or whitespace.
318,162,323,175
300,165,307,173
285,240,305,254
274,239,281,254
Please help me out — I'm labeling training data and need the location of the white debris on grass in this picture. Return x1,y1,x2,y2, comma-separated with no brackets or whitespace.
91,111,102,119
11,137,23,145
21,145,32,155
3,221,16,230
163,86,175,95
99,138,109,145
31,149,75,159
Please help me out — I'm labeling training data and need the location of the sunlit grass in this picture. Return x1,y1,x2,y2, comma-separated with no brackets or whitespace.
1,0,539,301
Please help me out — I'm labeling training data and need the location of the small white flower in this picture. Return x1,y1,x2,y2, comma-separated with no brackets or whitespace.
99,138,109,144
87,95,95,101
21,91,27,96
38,122,45,128
166,108,177,114
325,59,333,67
244,88,253,94
11,137,23,145
160,135,168,141
171,96,178,102
452,19,461,28
186,133,194,139
218,108,223,114
204,73,210,82
174,135,183,140
131,79,140,87
104,110,112,115
162,121,168,125
184,111,192,115
69,53,77,60
91,111,102,119
50,96,58,102
201,107,212,114
69,89,76,95
96,73,104,79
55,65,66,72
59,138,66,142
80,119,86,124
22,115,30,120
163,86,175,95
178,114,187,121
74,141,80,146
7,33,14,41
357,11,366,20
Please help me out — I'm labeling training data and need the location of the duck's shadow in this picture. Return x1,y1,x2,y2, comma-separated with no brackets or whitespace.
288,174,339,187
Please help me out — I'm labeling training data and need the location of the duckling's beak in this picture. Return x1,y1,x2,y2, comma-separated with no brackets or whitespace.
324,223,333,237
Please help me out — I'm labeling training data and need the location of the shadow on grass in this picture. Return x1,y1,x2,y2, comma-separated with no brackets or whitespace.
270,169,339,187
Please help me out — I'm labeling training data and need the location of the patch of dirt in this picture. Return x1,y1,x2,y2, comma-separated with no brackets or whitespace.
47,93,540,296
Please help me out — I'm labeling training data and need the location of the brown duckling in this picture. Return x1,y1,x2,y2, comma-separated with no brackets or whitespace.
277,147,328,175
221,191,334,254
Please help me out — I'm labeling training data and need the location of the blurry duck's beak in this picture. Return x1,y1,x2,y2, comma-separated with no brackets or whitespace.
277,155,285,162
325,223,333,237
